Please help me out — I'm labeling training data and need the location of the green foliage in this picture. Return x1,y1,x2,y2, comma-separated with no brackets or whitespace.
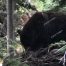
0,0,6,11
49,40,66,48
0,37,23,59
58,6,66,13
16,6,29,16
7,58,20,66
0,0,66,13
56,45,66,54
32,0,59,11
22,64,29,66
49,40,66,54
0,38,7,58
32,0,66,12
32,0,44,11
0,0,66,16
43,0,59,11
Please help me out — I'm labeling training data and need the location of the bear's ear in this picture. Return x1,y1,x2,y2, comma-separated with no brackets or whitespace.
17,30,22,35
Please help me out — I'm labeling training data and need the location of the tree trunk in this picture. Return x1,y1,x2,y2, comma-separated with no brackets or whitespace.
12,0,16,40
6,0,13,54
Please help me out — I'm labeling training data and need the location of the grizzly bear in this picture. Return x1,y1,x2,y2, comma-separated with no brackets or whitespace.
17,12,66,51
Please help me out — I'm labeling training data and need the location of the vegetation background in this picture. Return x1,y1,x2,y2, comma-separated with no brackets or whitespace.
0,0,66,66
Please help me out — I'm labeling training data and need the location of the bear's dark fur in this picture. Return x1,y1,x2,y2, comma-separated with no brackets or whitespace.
17,12,66,51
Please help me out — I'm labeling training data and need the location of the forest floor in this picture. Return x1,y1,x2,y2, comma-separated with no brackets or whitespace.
2,40,66,66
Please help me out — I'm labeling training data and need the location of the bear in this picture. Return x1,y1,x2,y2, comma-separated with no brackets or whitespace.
17,12,66,51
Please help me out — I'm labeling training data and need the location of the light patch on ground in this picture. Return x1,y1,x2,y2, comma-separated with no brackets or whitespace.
0,63,2,66
0,61,3,66
16,44,25,54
